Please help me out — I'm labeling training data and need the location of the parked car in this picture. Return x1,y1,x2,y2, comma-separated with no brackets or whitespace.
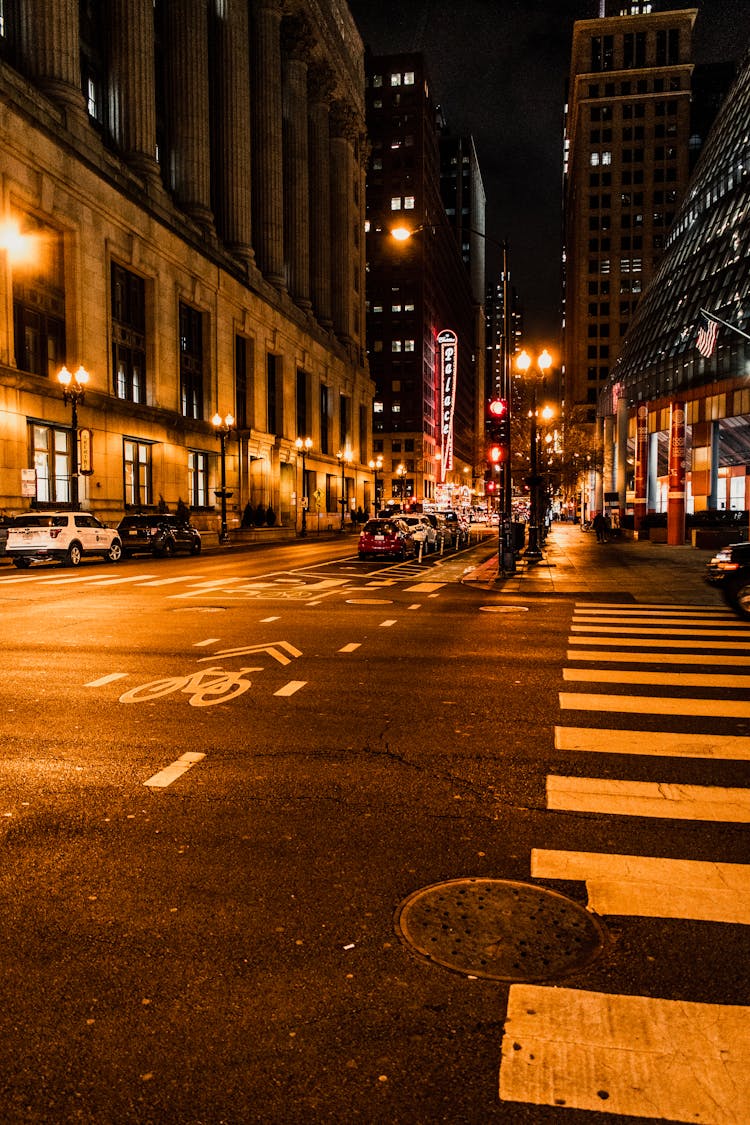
117,513,202,557
5,512,123,568
424,511,457,548
396,514,437,552
442,510,470,544
358,518,416,561
0,515,11,558
705,540,750,618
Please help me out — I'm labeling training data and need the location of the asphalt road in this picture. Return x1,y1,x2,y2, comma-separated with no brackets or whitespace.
0,535,747,1124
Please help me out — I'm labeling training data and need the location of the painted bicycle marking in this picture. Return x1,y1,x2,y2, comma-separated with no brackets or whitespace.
119,665,263,707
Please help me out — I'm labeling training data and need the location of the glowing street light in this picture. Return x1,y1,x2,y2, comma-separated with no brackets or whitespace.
57,365,90,510
295,436,313,537
516,349,553,561
368,456,383,514
336,448,353,529
212,411,235,544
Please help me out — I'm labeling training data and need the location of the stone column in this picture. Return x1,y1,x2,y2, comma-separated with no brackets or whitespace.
308,64,335,328
633,402,649,531
615,394,629,513
329,100,359,344
163,0,215,234
213,0,254,263
23,0,87,125
251,0,285,288
109,0,160,184
667,400,686,545
282,15,313,308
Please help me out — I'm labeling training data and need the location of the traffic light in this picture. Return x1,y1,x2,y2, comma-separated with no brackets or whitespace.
486,398,509,466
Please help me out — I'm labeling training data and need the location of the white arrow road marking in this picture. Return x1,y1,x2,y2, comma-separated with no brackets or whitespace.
499,986,750,1123
84,672,129,688
144,752,206,789
547,775,750,822
555,725,750,759
196,640,302,665
531,849,750,924
560,691,750,717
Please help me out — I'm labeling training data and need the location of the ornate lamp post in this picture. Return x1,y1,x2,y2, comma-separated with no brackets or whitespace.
396,462,407,508
57,365,89,510
336,448,352,529
211,412,235,544
295,436,313,537
368,456,383,515
516,349,552,561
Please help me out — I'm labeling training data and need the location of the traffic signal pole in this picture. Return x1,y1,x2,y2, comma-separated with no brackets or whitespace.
499,241,516,575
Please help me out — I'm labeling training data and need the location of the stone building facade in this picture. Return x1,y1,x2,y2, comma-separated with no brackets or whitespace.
0,0,372,536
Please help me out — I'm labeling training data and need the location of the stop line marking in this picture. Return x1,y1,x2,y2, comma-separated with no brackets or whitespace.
531,849,750,924
499,985,750,1123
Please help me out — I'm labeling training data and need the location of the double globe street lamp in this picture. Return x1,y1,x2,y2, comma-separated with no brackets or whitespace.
58,365,90,510
368,455,383,515
212,412,235,544
295,436,313,537
516,348,552,561
336,448,352,529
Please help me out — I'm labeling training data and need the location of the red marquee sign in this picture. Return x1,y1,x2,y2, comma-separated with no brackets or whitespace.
437,329,458,483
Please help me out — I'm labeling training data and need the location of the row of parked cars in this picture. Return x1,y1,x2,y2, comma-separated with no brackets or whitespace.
358,510,469,561
0,511,201,568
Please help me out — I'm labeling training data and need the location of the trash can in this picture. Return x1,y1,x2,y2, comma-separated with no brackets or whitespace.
513,521,526,550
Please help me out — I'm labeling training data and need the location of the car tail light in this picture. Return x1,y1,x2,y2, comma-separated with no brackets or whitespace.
49,528,63,538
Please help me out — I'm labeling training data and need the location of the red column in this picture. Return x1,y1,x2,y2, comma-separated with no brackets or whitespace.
667,401,686,546
633,403,648,532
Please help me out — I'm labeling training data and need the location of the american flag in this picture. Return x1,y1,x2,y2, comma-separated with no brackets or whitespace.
696,311,719,358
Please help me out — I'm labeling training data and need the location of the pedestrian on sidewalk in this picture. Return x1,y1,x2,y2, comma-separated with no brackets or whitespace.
592,512,606,542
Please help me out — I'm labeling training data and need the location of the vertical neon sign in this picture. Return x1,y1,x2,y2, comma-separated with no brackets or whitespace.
437,329,458,483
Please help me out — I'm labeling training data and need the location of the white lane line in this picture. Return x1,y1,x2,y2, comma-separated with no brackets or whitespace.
531,849,750,924
567,648,749,666
563,667,750,689
379,619,397,627
560,691,750,717
261,616,280,623
144,752,206,789
193,638,220,648
139,574,203,586
499,985,750,1123
555,725,750,760
569,635,749,650
273,681,306,697
547,775,750,822
571,624,750,638
408,604,421,610
84,672,129,687
405,582,444,593
339,643,361,653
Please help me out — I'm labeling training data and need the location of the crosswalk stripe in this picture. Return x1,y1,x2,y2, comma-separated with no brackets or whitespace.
573,614,735,626
499,985,750,1122
562,666,750,688
531,849,750,923
139,574,204,586
554,725,750,759
560,690,750,717
569,635,749,649
571,624,750,637
546,774,750,822
567,647,749,666
577,602,733,613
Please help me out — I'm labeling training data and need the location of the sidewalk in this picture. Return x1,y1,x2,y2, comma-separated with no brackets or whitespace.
462,520,726,606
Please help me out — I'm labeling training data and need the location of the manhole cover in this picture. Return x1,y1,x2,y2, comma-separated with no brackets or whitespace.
395,878,606,982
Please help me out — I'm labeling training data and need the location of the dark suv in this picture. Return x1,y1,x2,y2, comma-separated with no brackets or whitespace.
117,514,202,558
705,540,750,618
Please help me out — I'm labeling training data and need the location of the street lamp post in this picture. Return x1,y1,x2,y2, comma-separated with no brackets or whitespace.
336,448,352,529
516,349,552,561
396,462,407,508
57,365,89,510
368,456,383,515
295,436,313,537
211,412,235,544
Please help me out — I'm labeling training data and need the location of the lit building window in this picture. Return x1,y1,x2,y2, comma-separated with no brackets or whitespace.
404,196,415,209
390,197,402,210
390,73,401,86
374,401,384,413
404,72,415,85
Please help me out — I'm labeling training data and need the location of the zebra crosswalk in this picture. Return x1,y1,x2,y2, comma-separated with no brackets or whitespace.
499,600,750,1124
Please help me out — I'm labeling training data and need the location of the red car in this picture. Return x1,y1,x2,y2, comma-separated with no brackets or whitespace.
358,518,416,560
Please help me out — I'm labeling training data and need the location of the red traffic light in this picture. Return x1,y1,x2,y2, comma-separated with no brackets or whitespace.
489,443,508,464
486,480,496,492
488,398,508,418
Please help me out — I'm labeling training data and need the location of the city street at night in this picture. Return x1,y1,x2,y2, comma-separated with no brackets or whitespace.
0,526,747,1124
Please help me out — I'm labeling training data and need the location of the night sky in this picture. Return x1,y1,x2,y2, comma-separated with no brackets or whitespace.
347,0,750,345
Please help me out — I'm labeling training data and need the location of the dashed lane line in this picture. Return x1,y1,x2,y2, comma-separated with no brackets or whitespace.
339,643,361,653
499,986,750,1123
379,619,397,627
144,752,206,789
531,849,750,924
546,775,750,822
554,725,750,759
84,672,129,688
193,637,221,647
273,681,306,697
562,667,750,689
560,691,750,717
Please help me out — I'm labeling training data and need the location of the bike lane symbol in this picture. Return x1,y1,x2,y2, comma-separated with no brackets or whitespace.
119,666,263,708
